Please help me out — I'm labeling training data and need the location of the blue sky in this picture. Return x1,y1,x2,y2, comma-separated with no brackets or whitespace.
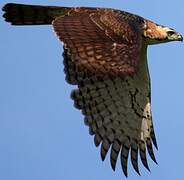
0,0,184,179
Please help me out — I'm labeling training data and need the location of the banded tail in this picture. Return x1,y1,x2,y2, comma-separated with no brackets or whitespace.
2,3,71,25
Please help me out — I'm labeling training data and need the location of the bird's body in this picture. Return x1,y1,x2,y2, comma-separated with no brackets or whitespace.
2,3,182,177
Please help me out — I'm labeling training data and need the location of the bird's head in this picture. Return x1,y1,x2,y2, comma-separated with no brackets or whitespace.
143,20,183,45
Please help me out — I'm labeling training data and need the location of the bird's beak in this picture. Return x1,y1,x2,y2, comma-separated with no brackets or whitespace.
177,33,183,42
168,31,183,42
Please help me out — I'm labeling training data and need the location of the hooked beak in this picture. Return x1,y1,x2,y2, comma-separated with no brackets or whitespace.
167,31,183,42
177,33,183,42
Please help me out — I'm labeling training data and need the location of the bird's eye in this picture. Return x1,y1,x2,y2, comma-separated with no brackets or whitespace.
167,31,175,36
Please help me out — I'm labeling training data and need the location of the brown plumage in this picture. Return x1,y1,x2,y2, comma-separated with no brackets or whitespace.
2,3,183,177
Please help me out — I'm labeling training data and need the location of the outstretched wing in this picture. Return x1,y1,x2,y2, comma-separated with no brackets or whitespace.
53,8,157,176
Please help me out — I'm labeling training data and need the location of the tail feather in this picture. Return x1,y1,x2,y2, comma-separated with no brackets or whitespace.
2,3,71,25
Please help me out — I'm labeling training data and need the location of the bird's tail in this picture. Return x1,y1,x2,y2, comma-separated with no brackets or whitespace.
2,3,71,25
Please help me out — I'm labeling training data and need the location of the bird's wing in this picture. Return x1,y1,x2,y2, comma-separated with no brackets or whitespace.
52,8,142,77
53,9,157,176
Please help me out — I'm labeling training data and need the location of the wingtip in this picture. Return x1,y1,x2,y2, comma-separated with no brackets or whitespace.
146,166,151,172
133,166,141,176
151,156,158,165
110,162,116,171
132,164,141,175
146,138,158,165
140,147,150,172
123,168,128,178
152,139,158,150
142,162,151,172
101,153,106,161
137,170,141,176
155,143,158,150
111,166,116,172
94,134,102,147
154,159,158,165
142,159,150,172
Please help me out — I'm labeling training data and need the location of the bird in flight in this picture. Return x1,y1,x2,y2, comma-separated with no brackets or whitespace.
2,3,182,177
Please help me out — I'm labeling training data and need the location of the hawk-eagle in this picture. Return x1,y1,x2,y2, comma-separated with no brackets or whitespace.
2,3,183,177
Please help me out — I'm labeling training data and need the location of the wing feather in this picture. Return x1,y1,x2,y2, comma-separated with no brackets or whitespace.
139,141,150,171
110,139,121,171
131,142,140,175
101,137,112,161
121,142,130,177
